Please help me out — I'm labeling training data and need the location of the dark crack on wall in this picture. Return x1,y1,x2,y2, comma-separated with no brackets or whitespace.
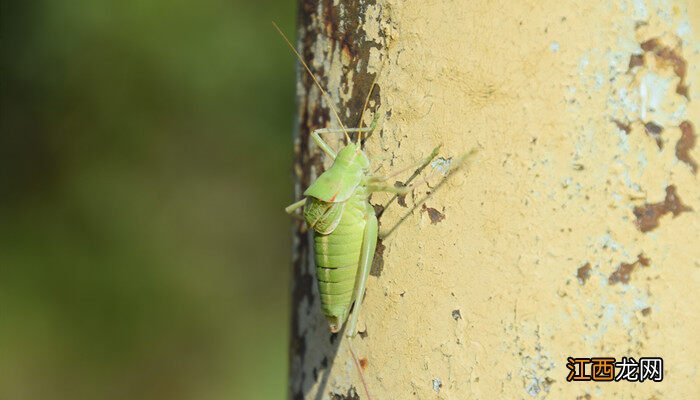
633,185,692,232
609,253,650,285
676,121,697,174
576,262,592,285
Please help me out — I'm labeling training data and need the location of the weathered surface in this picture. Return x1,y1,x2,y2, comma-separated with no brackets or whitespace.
290,1,700,399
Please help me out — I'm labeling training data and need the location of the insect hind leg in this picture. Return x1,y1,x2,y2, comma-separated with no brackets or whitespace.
380,148,478,239
369,145,441,218
345,211,377,338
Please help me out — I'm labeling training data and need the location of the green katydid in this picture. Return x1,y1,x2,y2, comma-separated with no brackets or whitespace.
276,23,455,338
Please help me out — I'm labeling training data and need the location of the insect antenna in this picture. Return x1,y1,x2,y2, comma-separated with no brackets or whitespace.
357,59,385,146
272,22,350,142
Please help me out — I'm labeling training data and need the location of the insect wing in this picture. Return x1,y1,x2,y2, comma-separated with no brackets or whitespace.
303,197,346,234
304,166,362,203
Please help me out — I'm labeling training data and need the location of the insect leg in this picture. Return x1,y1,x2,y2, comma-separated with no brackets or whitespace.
315,112,380,151
312,120,378,158
285,198,306,214
311,130,338,159
367,183,410,195
368,144,441,183
380,148,478,239
314,125,376,136
346,211,378,337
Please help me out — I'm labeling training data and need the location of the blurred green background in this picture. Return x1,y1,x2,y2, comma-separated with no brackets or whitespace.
1,1,296,399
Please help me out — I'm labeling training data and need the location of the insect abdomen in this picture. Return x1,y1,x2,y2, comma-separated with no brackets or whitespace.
313,188,369,330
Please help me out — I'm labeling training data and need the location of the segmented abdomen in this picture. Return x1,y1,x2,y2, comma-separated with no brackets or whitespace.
313,189,368,324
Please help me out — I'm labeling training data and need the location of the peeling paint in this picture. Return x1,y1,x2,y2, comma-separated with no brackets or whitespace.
432,377,442,393
633,185,693,232
608,253,651,285
676,120,698,173
576,263,592,285
421,204,445,225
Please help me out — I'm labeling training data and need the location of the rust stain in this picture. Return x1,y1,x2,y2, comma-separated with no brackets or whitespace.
640,37,689,99
576,262,592,285
628,53,644,70
422,203,445,224
609,253,650,285
633,185,693,232
637,253,651,267
359,357,368,370
676,121,697,174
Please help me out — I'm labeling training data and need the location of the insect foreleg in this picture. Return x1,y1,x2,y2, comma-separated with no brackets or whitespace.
366,183,410,195
311,130,339,159
312,117,378,157
369,145,442,183
285,198,306,214
313,112,380,155
346,210,378,337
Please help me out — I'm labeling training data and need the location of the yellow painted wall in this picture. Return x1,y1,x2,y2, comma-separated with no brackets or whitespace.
291,1,699,398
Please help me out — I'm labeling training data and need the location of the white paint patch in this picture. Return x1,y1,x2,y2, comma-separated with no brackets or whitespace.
432,377,442,393
639,71,673,123
578,55,590,73
599,233,624,253
526,379,540,397
632,0,649,21
616,128,631,153
431,157,453,175
363,4,384,45
677,20,691,39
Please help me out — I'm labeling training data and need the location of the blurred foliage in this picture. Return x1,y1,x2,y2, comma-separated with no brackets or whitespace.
1,1,297,399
